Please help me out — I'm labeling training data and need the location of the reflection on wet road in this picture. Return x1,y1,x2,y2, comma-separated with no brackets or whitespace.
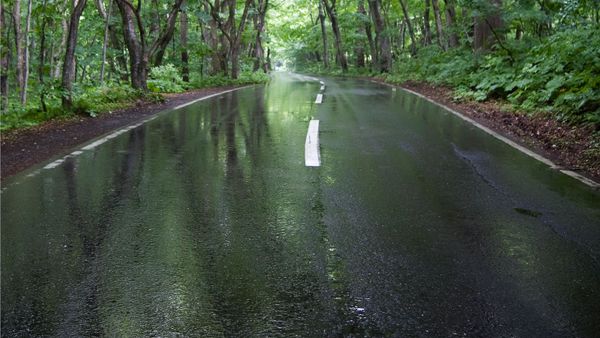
2,73,600,336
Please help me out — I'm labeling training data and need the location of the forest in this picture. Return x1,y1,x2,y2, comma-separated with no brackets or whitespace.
1,0,599,131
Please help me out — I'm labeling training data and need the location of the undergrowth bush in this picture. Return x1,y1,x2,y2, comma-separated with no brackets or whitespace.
384,28,600,124
190,71,269,88
148,64,186,93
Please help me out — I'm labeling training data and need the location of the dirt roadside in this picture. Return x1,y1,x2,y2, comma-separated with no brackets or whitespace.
1,86,241,180
1,81,599,184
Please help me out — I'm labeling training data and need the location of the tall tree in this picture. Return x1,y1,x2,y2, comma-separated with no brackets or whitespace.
398,0,418,55
473,0,504,51
114,0,184,90
317,0,329,68
205,0,253,79
368,0,391,72
180,0,189,82
13,0,23,103
54,0,70,79
99,0,113,83
94,0,129,80
444,0,459,48
354,0,366,68
252,0,269,72
62,0,88,109
322,0,348,72
423,0,433,45
431,0,446,50
0,4,9,111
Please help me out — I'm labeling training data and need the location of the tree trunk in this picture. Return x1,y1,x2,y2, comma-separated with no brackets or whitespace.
368,0,391,72
318,0,329,68
398,0,418,56
17,0,32,105
180,1,189,81
94,0,129,80
431,0,446,50
355,0,366,68
322,0,348,72
13,0,23,104
150,0,185,67
204,3,223,75
115,0,184,89
62,0,88,110
252,0,268,72
115,0,147,90
228,0,253,79
444,0,459,48
100,0,113,83
54,0,70,79
473,0,503,51
0,4,9,112
38,0,49,83
423,0,432,45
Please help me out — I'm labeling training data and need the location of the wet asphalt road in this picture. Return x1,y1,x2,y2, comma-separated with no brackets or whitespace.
2,73,600,337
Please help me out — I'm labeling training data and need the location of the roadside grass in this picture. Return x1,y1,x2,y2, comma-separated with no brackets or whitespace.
0,69,269,132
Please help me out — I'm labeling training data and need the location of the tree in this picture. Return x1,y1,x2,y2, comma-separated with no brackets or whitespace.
0,3,9,111
114,0,184,90
444,0,459,48
368,0,391,72
318,0,329,68
431,0,446,50
397,0,418,56
473,0,504,51
180,0,189,82
205,0,254,79
322,0,348,72
62,0,88,109
252,0,269,72
422,0,433,45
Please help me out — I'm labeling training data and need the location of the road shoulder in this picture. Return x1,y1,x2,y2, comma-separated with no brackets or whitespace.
1,86,242,180
371,79,599,185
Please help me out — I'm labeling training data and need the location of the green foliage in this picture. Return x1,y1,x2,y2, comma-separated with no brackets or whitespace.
73,85,148,117
0,84,149,131
190,71,269,88
385,28,600,124
148,64,186,93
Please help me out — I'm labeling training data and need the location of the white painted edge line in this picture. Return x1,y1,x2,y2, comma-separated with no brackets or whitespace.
305,120,321,167
315,93,323,104
37,86,252,172
172,85,252,110
375,81,599,188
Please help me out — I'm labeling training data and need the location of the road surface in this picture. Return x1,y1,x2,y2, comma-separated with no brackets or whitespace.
2,73,600,336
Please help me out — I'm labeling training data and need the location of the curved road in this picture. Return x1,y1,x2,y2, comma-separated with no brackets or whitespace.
2,73,600,336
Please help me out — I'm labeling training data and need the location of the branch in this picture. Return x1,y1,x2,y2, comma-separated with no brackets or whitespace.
484,18,515,64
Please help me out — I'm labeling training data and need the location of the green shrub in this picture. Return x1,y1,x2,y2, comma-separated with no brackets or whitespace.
189,71,269,88
148,64,186,93
385,28,600,124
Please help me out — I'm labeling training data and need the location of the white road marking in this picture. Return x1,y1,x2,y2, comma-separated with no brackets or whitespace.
320,85,325,91
315,94,323,104
320,81,325,85
38,86,252,172
173,85,253,110
81,138,109,151
305,120,321,167
377,81,600,188
43,159,64,169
